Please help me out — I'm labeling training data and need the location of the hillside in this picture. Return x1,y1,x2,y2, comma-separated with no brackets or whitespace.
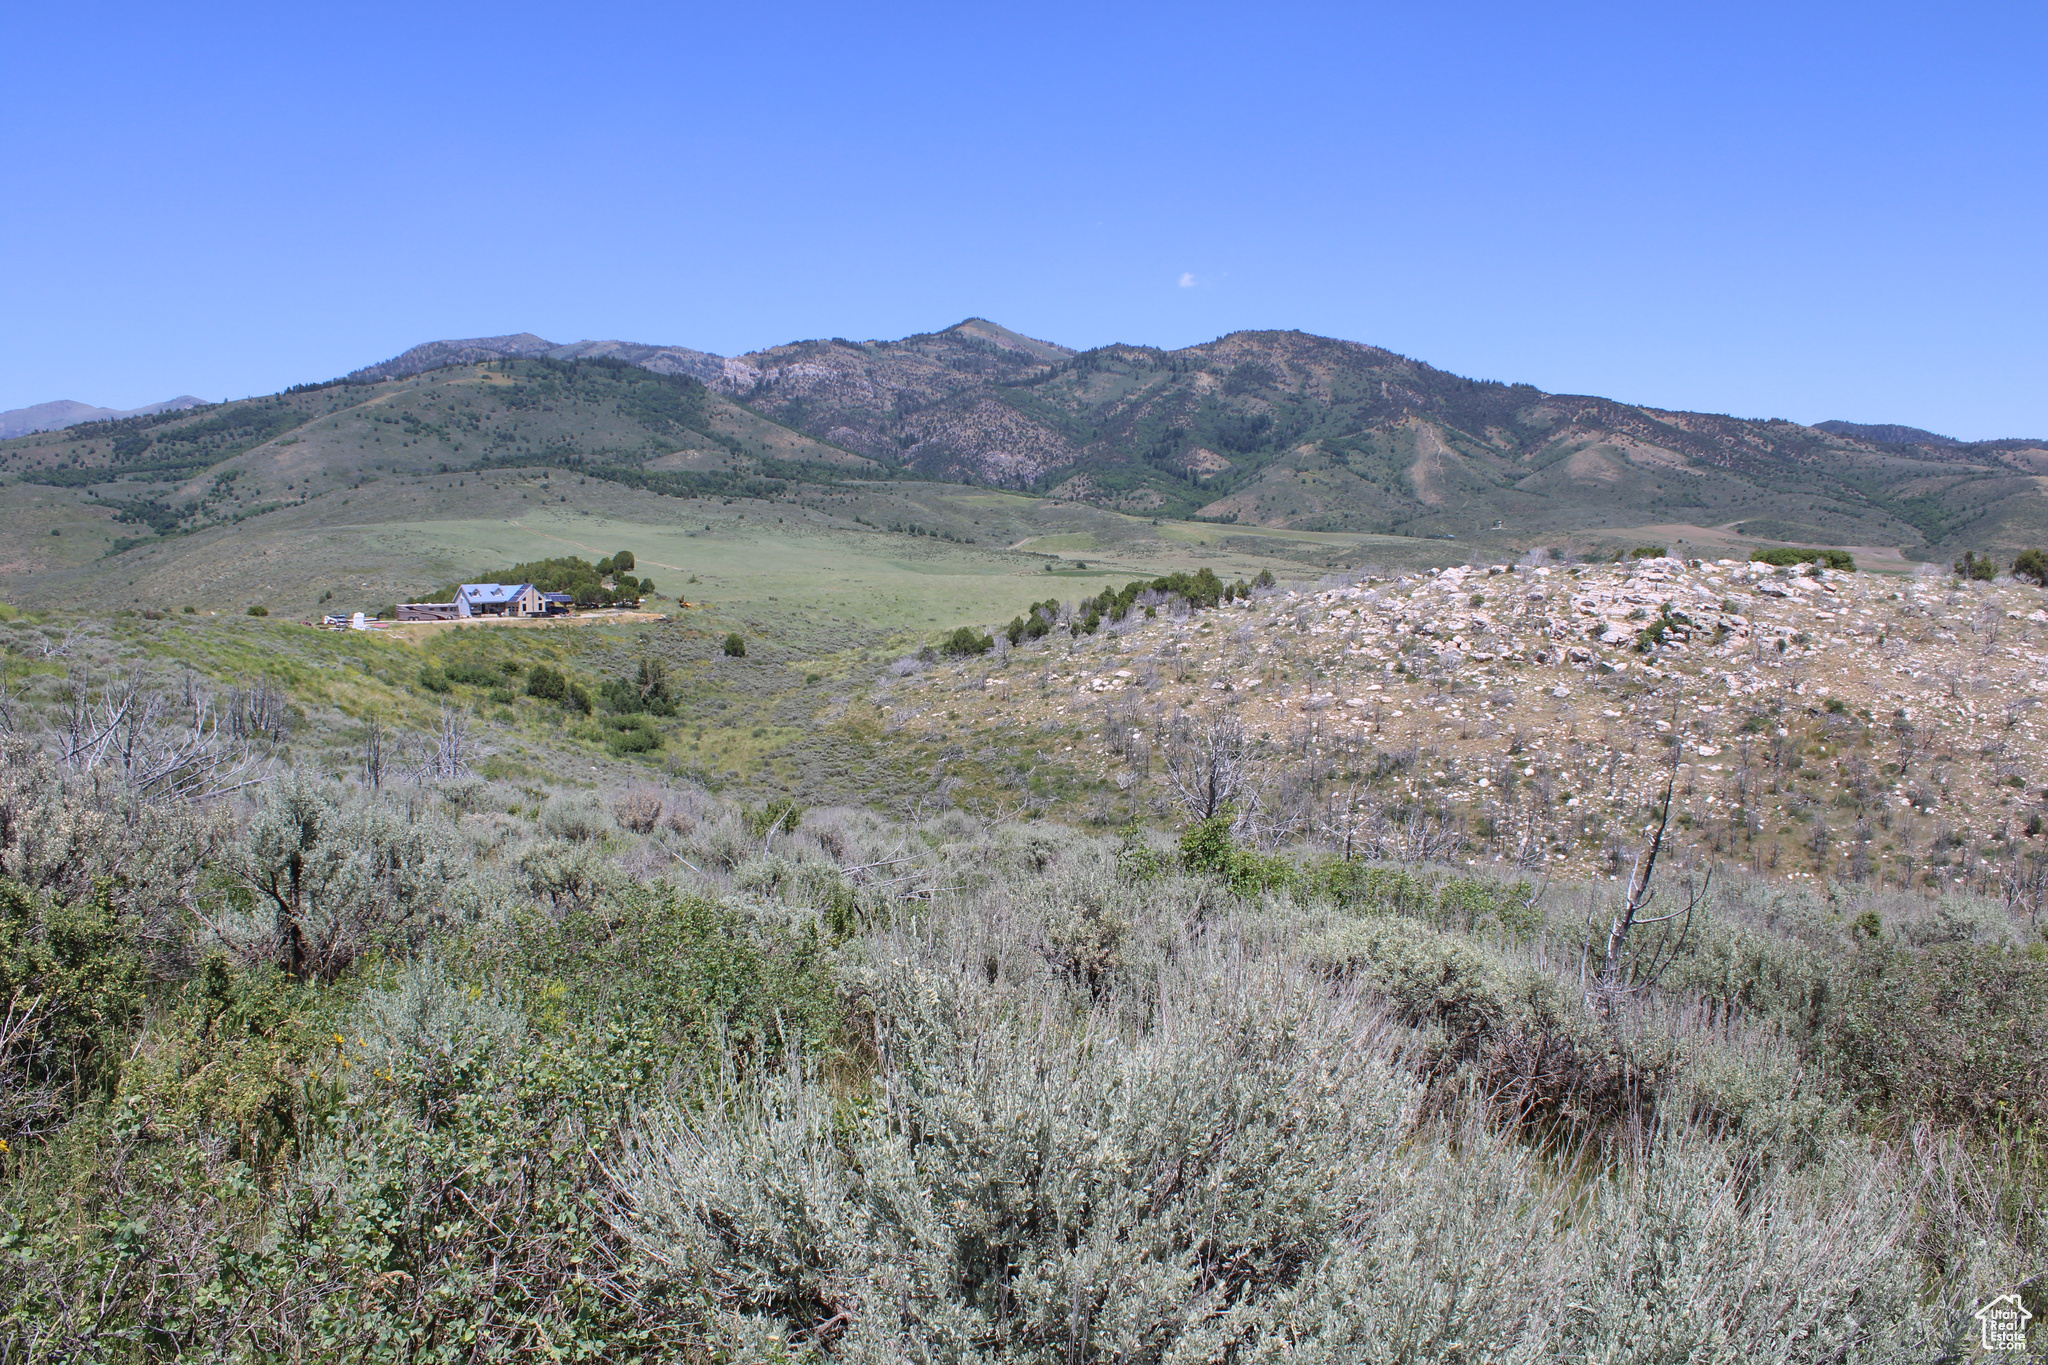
888,553,2048,892
320,320,2048,555
715,328,2048,553
0,356,885,604
1814,419,1961,447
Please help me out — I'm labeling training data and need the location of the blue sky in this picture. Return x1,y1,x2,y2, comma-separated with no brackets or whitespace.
4,1,2042,437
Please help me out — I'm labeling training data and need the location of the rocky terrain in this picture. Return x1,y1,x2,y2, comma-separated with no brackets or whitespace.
885,557,2048,898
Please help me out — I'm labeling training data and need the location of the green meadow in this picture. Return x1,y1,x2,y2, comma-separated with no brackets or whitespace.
0,468,1472,627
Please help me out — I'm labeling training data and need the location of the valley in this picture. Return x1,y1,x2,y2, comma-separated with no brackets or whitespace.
4,319,2046,639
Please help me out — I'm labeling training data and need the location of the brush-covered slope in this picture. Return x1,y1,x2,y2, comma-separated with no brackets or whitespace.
0,357,881,586
716,327,2048,552
287,320,2048,553
348,334,732,386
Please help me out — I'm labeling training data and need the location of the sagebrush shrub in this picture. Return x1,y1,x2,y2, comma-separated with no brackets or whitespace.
618,958,1420,1361
538,793,613,842
215,776,461,980
611,789,663,833
617,916,1978,1361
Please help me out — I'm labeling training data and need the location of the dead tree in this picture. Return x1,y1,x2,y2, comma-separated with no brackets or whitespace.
55,670,262,803
1584,767,1705,1022
407,706,474,783
1157,711,1247,820
2004,847,2048,934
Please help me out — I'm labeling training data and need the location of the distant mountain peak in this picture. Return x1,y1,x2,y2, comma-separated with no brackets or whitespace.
344,333,732,386
0,394,208,439
938,318,1075,362
346,334,564,382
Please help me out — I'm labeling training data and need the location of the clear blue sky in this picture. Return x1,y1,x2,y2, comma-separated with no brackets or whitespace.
4,1,2042,438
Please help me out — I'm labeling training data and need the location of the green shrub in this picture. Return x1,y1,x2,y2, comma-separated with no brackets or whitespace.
517,891,838,1071
2012,548,2048,586
1953,550,1997,581
1751,546,1856,571
741,797,805,839
416,665,452,693
604,715,662,755
118,954,325,1165
1435,875,1543,938
241,962,676,1356
1177,814,1236,877
1177,814,1293,898
1828,938,2048,1130
940,625,995,656
441,660,500,687
0,878,145,1134
1296,859,1435,917
1115,831,1171,883
524,664,567,700
600,662,677,718
246,604,268,617
722,632,746,658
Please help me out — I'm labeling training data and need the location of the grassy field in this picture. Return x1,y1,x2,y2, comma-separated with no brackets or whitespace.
0,468,1483,626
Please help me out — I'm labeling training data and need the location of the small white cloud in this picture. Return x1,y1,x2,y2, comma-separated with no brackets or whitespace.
1178,272,1198,288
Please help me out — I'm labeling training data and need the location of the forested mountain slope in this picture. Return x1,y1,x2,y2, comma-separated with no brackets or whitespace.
335,319,2048,552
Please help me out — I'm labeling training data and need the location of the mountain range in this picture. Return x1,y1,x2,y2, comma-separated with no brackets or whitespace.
6,319,2048,583
335,319,2048,549
0,394,207,440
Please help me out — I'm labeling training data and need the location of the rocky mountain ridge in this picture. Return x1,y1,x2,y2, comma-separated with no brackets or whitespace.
338,320,2048,552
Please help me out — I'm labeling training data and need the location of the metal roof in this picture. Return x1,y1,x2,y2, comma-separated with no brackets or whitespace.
459,583,535,604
